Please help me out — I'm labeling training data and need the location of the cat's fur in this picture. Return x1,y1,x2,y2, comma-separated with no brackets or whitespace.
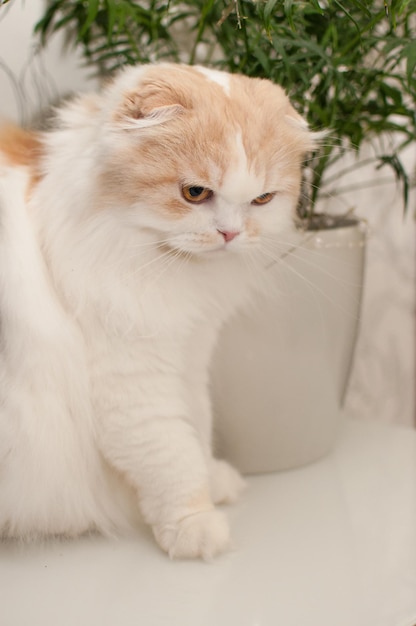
0,63,316,559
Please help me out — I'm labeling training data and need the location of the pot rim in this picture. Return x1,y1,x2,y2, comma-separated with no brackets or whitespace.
298,214,363,232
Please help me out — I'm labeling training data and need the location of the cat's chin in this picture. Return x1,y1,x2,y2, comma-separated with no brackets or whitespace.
169,238,249,257
176,244,241,258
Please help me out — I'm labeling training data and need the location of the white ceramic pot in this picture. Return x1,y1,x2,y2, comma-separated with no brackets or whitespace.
211,220,366,474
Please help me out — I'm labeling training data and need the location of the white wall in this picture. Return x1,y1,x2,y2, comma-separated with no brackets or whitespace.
1,0,415,426
318,147,416,427
0,0,97,124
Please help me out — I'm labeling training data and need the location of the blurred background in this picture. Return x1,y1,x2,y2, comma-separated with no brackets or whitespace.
0,0,414,427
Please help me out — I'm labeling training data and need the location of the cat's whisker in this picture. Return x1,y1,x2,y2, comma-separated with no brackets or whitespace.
92,237,176,275
259,232,318,259
260,233,365,276
127,246,184,280
258,244,333,298
262,240,364,292
141,246,189,290
127,236,184,255
242,248,260,283
175,249,193,281
156,248,192,285
256,245,362,319
248,248,296,298
125,234,187,250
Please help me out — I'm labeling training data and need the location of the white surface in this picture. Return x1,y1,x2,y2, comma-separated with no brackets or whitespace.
1,419,415,626
0,1,415,428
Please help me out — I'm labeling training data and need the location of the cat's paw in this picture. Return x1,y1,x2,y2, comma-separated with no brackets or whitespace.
153,509,230,560
209,459,246,505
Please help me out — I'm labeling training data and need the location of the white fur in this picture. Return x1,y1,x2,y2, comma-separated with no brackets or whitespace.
0,64,310,558
195,66,231,95
0,167,139,538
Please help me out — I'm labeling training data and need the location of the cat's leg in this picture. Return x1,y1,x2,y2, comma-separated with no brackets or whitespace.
184,326,246,506
94,343,231,559
99,405,230,559
209,459,246,505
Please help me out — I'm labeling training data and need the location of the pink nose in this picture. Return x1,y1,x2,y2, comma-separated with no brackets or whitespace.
218,230,240,243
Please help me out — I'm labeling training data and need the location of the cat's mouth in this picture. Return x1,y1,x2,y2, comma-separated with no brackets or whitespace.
164,230,244,256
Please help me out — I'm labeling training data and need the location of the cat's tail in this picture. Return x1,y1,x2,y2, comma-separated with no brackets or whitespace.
0,125,72,352
0,166,69,354
0,166,137,539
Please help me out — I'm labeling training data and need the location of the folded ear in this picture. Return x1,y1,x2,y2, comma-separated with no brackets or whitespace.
114,89,185,130
112,72,191,132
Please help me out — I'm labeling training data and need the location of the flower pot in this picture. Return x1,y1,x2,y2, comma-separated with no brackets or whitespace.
211,220,366,474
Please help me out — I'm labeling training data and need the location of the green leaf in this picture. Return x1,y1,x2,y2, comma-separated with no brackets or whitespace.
377,154,410,212
31,0,416,215
401,40,416,85
283,0,295,30
333,0,360,34
105,0,117,40
79,0,100,38
252,46,271,74
264,0,279,24
34,0,66,41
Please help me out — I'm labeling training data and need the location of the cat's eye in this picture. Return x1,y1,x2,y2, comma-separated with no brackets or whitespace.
251,192,276,205
181,185,213,204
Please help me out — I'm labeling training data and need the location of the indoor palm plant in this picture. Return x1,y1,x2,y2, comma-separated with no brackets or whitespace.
35,0,416,217
34,0,416,472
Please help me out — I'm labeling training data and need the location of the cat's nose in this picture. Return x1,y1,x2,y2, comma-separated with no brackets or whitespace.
217,229,240,243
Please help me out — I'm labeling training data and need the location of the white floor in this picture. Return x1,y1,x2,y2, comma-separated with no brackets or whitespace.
1,1,415,429
1,419,415,626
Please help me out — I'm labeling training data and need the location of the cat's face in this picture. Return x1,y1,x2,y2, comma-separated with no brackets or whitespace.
95,64,316,256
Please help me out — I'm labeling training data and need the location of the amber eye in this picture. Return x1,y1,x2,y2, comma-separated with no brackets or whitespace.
251,192,276,205
181,185,213,203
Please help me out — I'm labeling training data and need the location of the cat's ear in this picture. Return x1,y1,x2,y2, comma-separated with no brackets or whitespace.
114,90,185,131
285,103,325,152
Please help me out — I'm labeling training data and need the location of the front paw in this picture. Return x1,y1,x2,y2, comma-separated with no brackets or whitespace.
210,459,246,505
153,509,230,560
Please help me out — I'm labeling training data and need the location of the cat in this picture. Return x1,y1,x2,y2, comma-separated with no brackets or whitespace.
0,63,317,559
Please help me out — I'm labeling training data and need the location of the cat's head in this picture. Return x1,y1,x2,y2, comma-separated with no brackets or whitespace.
94,64,318,255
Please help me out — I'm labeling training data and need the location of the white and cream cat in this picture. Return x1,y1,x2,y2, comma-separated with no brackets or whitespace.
0,63,316,559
